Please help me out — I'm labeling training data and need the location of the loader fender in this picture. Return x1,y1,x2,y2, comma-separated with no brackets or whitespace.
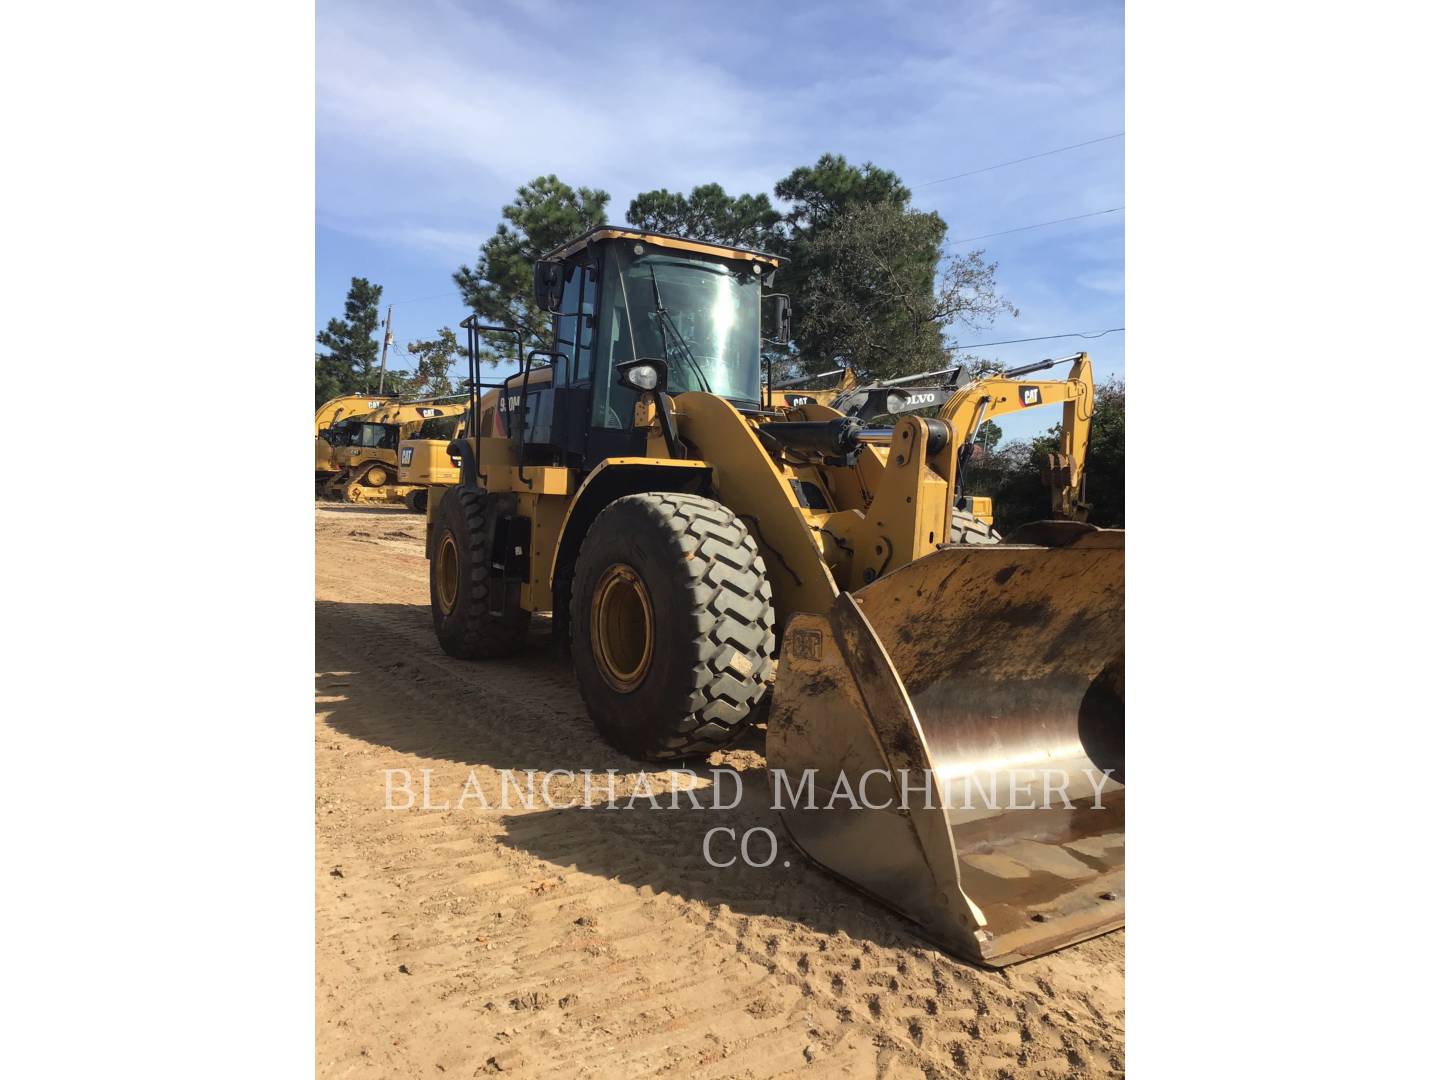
548,459,712,593
548,460,713,642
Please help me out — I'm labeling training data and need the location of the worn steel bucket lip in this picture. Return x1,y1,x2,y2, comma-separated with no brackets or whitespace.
767,527,1125,967
774,810,1124,968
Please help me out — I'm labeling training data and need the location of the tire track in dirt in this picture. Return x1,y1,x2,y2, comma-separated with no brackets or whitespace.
315,506,1123,1078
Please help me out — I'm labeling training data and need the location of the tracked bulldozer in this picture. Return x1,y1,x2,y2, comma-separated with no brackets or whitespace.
425,226,1123,966
315,392,401,491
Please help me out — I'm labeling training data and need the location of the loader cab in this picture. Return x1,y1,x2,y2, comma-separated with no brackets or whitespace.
514,227,783,471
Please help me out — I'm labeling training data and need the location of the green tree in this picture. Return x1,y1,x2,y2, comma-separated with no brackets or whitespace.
976,419,1003,453
775,153,912,229
454,175,609,362
772,154,1016,381
385,327,463,398
1082,378,1125,526
315,277,383,407
626,183,783,250
963,377,1125,531
962,434,1053,533
793,201,1016,380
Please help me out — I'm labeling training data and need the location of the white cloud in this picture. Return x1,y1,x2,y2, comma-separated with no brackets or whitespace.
317,0,778,242
1076,271,1125,296
316,0,1124,391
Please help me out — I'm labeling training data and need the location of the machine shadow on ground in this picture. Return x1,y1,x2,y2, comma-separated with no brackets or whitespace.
314,502,418,515
315,598,962,964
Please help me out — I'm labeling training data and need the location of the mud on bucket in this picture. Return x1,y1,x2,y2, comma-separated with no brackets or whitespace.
767,525,1124,967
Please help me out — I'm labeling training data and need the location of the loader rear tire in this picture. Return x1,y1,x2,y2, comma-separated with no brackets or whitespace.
430,487,531,660
950,506,1001,545
571,493,775,761
405,488,428,513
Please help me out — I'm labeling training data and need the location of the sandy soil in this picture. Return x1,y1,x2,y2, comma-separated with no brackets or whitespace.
315,504,1124,1078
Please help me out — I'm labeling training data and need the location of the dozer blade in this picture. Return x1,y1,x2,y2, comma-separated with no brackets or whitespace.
767,523,1124,967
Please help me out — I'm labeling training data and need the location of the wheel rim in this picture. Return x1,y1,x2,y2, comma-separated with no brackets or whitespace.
591,563,654,693
436,532,460,614
364,465,388,487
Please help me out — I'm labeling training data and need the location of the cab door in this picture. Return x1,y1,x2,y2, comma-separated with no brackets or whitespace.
583,247,650,468
540,259,599,466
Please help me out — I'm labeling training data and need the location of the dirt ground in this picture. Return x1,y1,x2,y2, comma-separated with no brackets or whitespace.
315,504,1124,1078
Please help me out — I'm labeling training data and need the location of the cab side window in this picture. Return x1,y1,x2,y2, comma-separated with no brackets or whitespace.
555,265,581,383
575,265,596,384
554,262,597,387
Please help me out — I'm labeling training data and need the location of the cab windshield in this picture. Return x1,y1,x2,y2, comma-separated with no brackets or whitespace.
346,422,395,449
413,414,462,440
604,246,762,407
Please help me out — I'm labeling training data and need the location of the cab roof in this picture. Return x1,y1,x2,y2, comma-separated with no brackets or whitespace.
543,225,784,268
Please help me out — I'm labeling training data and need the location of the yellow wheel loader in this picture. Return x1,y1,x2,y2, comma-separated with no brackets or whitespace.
397,435,462,513
321,399,468,507
426,226,1124,967
396,387,510,513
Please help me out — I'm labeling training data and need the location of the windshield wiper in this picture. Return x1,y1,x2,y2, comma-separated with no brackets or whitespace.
648,265,711,393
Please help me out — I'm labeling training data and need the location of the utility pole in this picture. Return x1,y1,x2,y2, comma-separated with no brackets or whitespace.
376,304,394,394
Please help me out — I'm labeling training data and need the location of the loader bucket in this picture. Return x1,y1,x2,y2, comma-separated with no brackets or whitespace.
767,523,1124,967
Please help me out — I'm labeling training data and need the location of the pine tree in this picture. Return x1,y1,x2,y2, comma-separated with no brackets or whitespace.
315,277,383,406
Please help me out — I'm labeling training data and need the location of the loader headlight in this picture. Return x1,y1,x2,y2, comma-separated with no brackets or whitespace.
616,358,668,393
625,364,659,391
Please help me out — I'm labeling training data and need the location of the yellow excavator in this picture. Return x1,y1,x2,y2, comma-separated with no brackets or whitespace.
320,397,468,505
425,226,1123,967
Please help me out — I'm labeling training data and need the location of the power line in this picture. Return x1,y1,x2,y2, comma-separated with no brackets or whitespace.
387,291,455,306
953,328,1124,350
949,206,1123,246
918,133,1123,187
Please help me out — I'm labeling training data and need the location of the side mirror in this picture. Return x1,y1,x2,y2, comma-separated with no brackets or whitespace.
616,358,669,394
762,293,792,343
533,260,565,312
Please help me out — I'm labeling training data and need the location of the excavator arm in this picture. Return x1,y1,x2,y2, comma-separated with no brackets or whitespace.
940,353,1095,519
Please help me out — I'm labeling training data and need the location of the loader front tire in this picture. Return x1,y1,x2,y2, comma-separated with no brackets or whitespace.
430,487,530,660
950,506,1001,545
571,493,775,761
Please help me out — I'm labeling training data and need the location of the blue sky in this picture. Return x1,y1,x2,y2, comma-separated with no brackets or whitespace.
317,0,1123,444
